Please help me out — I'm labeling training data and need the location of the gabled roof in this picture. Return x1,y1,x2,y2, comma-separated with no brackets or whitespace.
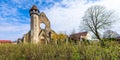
77,32,88,36
69,32,88,41
71,32,88,36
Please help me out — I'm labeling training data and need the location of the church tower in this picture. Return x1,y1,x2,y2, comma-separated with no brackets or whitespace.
19,5,56,44
29,5,40,43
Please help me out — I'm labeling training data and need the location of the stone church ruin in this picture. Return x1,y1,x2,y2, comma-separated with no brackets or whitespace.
18,5,55,44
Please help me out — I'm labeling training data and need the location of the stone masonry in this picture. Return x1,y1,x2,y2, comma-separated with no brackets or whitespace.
19,5,55,44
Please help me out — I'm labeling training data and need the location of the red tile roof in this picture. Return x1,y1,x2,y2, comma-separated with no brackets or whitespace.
71,32,88,36
0,40,12,43
69,32,88,41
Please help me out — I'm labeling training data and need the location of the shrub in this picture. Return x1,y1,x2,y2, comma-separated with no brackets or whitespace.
0,41,119,60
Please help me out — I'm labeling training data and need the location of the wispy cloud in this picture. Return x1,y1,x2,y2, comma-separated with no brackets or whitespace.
44,0,98,33
0,0,120,40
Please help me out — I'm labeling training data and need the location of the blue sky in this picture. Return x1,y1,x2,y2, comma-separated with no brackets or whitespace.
0,0,120,41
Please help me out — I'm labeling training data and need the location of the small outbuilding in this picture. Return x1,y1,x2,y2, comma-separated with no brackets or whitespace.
69,32,91,42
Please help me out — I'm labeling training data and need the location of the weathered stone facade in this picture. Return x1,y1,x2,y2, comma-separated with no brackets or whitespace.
19,5,55,44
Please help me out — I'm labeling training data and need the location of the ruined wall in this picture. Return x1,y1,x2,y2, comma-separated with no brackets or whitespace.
22,31,31,43
38,12,52,44
19,5,55,44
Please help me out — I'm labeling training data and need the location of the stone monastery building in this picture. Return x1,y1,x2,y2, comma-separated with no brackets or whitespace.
19,5,55,44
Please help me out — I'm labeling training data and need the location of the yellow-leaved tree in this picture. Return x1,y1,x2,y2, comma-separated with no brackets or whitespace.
51,33,68,44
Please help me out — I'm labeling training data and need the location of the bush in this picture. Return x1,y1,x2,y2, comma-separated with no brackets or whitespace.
0,41,119,60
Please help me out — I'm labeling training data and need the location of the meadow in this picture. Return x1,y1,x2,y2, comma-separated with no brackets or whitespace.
0,41,119,60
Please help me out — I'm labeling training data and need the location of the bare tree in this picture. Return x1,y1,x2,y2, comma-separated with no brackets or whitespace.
81,5,115,40
103,30,119,38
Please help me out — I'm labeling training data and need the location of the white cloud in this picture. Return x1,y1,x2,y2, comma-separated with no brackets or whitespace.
1,0,120,41
44,0,120,35
0,1,30,41
45,0,88,34
0,22,30,40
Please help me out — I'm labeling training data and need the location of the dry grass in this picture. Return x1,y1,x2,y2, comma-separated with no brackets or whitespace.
0,41,119,60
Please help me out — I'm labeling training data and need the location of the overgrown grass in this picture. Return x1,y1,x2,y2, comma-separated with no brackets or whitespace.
0,41,119,60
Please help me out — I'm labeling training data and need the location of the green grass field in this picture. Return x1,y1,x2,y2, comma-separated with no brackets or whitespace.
0,41,119,60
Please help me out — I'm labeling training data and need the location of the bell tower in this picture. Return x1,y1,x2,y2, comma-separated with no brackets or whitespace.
29,5,40,43
19,5,56,44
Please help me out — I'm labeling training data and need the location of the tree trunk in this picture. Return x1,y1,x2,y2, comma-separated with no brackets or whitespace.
95,33,101,40
95,29,101,40
95,32,105,47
